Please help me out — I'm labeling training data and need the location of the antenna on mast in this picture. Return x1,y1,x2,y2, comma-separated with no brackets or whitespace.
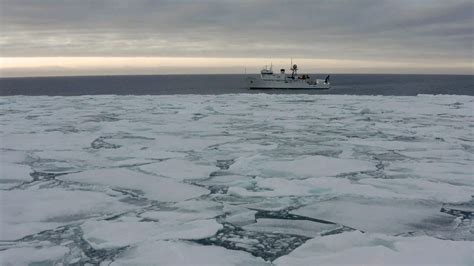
290,58,298,78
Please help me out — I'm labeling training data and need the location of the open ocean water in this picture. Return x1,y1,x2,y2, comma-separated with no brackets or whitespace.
1,74,473,265
1,74,473,95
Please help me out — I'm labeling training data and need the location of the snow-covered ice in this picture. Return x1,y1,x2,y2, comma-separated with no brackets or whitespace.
1,94,473,264
243,218,339,237
81,218,222,249
1,188,133,240
0,163,32,189
111,240,268,266
0,245,69,266
59,168,209,202
274,231,474,266
230,155,374,179
292,197,456,235
139,158,219,180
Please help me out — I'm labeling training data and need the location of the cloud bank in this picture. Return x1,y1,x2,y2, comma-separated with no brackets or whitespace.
0,0,472,75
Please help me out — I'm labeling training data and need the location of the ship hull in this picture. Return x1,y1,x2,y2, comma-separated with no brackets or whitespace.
247,79,330,90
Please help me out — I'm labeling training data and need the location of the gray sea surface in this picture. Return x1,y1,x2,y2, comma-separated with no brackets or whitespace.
1,74,473,96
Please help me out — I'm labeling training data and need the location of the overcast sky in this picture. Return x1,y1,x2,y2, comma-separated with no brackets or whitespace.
0,0,472,76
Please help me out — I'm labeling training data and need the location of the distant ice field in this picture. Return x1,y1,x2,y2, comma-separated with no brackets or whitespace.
1,94,473,265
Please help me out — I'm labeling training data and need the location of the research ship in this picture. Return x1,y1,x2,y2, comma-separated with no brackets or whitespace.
247,63,330,89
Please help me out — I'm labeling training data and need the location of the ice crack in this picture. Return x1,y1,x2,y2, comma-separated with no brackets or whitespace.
91,137,121,149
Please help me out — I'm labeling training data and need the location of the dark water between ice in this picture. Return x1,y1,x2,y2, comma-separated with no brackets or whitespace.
1,74,472,96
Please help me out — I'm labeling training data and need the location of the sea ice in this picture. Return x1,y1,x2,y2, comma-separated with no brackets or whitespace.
275,231,474,266
359,177,474,203
111,240,269,266
292,197,456,235
230,155,374,179
1,131,91,151
140,199,223,223
1,188,133,240
81,219,222,249
384,160,474,186
223,204,258,226
243,218,338,237
227,176,399,199
0,245,69,266
146,135,239,152
59,168,209,202
139,159,219,180
0,150,28,164
1,94,472,264
0,163,32,189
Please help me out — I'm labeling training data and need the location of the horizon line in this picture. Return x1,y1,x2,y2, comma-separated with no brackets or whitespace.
1,57,472,77
1,72,473,79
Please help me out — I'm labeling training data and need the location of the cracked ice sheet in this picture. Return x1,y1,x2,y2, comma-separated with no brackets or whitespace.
0,188,133,240
243,218,339,237
111,240,268,266
0,245,69,266
292,197,456,236
139,159,219,180
73,199,227,249
1,131,92,151
227,176,468,202
0,150,29,164
274,231,474,266
140,199,223,223
358,177,474,203
227,176,384,198
59,168,209,202
383,161,474,186
1,94,473,264
230,155,374,179
0,163,32,189
147,135,240,152
31,148,184,172
81,219,222,249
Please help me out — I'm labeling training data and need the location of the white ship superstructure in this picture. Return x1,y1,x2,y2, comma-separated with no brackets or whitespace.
247,63,330,89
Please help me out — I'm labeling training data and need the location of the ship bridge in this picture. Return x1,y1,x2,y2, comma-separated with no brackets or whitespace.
260,65,286,81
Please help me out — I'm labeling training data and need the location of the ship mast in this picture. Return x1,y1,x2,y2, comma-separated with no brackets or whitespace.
290,58,298,78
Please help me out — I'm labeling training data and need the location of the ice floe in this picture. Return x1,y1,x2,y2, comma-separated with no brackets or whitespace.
231,155,374,179
0,163,32,189
139,158,219,180
292,197,456,236
275,231,474,266
1,188,133,240
0,245,69,266
243,218,339,237
59,168,209,202
81,219,222,249
111,240,268,265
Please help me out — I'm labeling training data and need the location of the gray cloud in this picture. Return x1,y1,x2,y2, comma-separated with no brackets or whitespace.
0,0,472,66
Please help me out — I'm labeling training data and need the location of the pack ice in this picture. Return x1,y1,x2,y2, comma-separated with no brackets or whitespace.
1,94,472,265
